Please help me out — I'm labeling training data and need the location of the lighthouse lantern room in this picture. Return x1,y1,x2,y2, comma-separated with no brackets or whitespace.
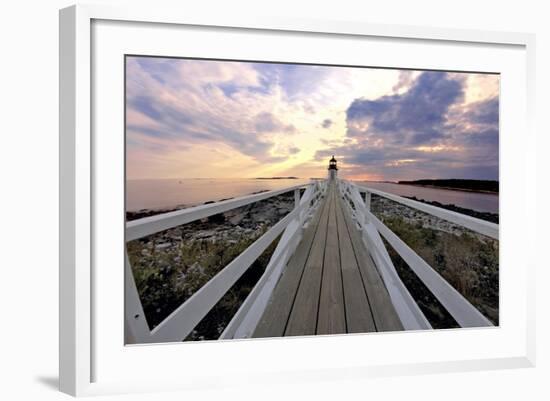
328,155,338,180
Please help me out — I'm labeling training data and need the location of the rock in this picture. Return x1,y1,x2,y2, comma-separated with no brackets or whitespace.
194,230,216,239
229,215,243,225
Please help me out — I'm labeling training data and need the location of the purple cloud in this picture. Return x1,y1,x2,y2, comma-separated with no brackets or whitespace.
317,71,499,180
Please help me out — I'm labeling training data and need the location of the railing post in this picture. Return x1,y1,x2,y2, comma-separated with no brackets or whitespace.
125,253,151,344
294,188,303,226
363,191,371,224
364,190,371,209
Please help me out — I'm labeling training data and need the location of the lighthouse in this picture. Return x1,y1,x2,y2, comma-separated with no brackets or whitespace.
328,155,338,180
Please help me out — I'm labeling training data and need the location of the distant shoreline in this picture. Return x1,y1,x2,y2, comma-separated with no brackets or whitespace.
398,183,498,195
404,196,498,224
127,190,498,224
364,178,499,195
397,179,499,194
254,176,299,180
127,178,498,216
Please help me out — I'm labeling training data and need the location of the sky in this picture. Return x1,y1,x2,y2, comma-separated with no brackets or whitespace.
126,56,499,181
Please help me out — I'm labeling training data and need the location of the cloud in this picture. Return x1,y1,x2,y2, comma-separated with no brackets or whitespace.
464,97,499,125
321,118,333,129
254,63,331,99
346,71,464,145
391,70,415,93
288,146,300,154
316,71,499,180
254,112,296,134
126,57,499,181
126,57,299,164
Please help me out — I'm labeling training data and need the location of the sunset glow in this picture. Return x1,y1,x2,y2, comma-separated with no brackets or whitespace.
126,57,499,181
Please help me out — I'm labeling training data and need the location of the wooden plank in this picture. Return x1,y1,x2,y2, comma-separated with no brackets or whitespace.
334,197,377,333
284,184,332,336
222,185,319,339
149,207,301,343
340,197,404,332
363,220,432,330
252,196,327,338
317,185,346,335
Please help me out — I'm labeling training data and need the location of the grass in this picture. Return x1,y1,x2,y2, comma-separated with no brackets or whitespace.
127,229,282,340
126,192,296,341
127,189,498,339
378,213,499,328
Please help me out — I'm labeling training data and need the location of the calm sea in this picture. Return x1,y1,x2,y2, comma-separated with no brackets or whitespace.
126,178,311,211
126,178,499,214
357,181,498,213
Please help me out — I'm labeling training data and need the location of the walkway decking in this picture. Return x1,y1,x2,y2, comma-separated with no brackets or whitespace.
253,181,403,338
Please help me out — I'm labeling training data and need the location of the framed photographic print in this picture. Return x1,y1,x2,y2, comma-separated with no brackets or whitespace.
59,4,536,397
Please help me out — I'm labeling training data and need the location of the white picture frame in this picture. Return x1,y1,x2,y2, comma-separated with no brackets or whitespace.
59,4,536,397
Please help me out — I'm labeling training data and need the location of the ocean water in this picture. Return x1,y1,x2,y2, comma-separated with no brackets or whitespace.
126,178,311,211
126,178,498,213
357,181,498,213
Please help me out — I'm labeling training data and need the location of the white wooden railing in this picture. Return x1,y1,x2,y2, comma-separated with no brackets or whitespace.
338,179,498,330
126,177,497,343
125,180,327,344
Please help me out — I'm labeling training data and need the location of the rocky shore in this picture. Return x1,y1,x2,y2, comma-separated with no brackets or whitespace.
127,190,497,249
405,196,499,224
127,189,499,338
126,191,298,338
127,191,298,248
371,195,498,239
370,194,499,327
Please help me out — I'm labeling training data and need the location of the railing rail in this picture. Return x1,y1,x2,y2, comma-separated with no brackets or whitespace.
220,183,326,339
339,182,431,330
126,177,495,343
354,185,498,240
338,179,495,329
125,180,326,343
127,183,311,241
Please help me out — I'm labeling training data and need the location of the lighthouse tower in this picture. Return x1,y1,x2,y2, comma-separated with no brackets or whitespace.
328,155,338,180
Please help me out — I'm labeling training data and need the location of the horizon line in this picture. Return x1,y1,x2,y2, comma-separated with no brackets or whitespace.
126,177,499,182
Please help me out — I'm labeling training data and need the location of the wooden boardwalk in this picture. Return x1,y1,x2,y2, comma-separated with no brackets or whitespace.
253,181,403,338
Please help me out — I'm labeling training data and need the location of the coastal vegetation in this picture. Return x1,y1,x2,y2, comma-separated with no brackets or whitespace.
125,187,499,340
371,195,499,328
127,232,280,340
398,179,499,193
126,192,296,340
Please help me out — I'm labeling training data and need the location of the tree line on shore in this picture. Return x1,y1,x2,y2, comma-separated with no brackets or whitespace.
398,179,499,193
